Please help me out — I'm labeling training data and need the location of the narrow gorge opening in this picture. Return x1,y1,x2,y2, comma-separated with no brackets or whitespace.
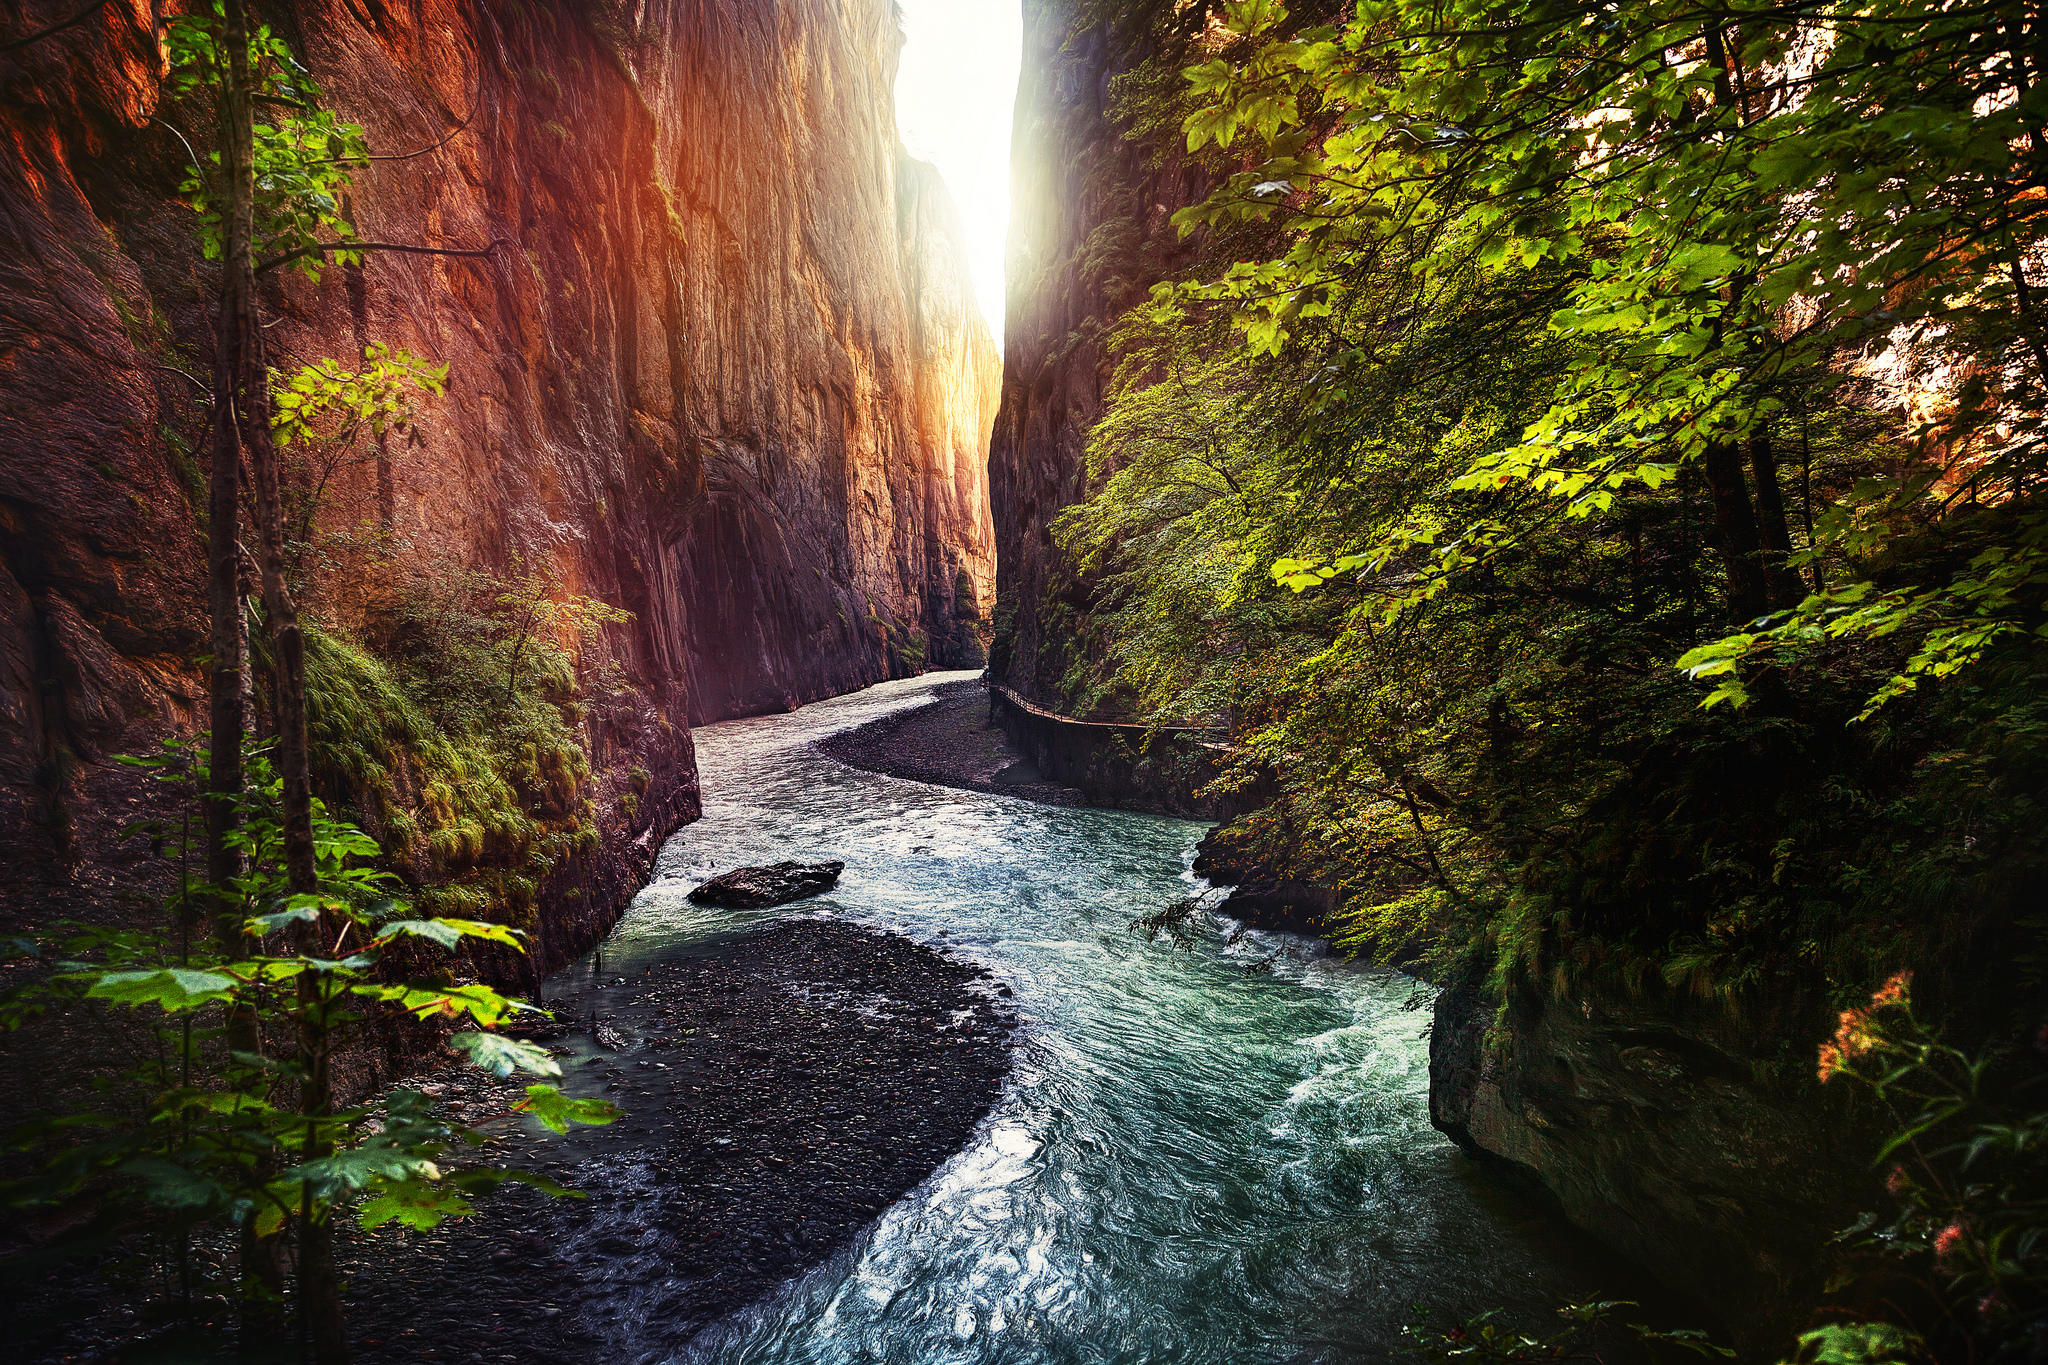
894,0,1020,342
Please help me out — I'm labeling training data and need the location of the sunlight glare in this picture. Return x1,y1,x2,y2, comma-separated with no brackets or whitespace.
894,0,1022,341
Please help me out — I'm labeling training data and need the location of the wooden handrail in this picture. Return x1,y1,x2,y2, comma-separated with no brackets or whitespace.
989,683,1230,747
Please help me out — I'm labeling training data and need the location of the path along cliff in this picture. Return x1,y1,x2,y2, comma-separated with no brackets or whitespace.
0,0,999,972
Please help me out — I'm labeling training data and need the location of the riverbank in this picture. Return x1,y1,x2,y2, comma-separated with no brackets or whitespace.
821,681,1333,939
817,678,1086,806
345,916,1014,1363
9,918,1013,1363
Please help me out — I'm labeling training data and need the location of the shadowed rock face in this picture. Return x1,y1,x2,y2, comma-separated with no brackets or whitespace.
0,0,996,962
1429,976,1868,1351
986,0,1203,711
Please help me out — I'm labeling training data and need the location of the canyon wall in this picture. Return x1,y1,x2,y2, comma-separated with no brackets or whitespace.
0,0,997,961
896,153,1003,670
987,0,1201,711
1429,976,1864,1349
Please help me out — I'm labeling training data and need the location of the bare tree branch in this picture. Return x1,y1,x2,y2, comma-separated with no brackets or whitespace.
256,237,505,275
1,0,111,53
354,69,486,163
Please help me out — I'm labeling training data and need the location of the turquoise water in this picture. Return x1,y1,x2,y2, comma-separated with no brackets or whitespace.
569,672,1616,1364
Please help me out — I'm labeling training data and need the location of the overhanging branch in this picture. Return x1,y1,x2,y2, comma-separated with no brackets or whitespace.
256,237,505,275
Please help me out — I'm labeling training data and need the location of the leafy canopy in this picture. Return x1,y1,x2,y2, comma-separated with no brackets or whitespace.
1174,0,2048,716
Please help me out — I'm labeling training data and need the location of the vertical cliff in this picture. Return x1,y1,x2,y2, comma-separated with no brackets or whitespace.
987,0,1201,711
622,0,1001,719
897,152,1002,669
0,0,998,963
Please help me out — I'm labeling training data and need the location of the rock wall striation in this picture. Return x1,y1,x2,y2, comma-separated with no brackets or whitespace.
0,0,998,965
987,0,1202,710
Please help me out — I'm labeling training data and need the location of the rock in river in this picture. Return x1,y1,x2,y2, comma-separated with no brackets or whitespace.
688,861,846,908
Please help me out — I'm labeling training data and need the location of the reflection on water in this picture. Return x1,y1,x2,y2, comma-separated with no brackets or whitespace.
565,672,1616,1364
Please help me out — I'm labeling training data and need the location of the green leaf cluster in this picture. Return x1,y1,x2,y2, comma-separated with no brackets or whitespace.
3,743,618,1258
1160,0,2048,717
1056,0,2048,1014
166,6,372,278
271,346,447,452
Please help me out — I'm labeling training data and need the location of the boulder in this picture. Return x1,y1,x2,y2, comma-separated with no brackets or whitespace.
687,861,845,909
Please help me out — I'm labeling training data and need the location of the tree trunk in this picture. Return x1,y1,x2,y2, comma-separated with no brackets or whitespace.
375,430,394,534
204,3,290,1343
218,1,345,1358
292,978,344,1365
1701,438,1772,624
204,280,244,904
239,414,316,905
1697,23,1786,627
1745,428,1806,607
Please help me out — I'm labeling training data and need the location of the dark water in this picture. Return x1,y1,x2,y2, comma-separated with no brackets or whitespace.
560,672,1620,1364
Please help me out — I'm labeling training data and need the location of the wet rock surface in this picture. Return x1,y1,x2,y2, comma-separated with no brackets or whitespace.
817,679,1085,806
1429,968,1862,1353
1191,824,1341,941
339,917,1014,1363
687,861,846,909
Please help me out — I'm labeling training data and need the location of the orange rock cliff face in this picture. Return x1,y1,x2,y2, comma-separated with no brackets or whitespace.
0,0,999,963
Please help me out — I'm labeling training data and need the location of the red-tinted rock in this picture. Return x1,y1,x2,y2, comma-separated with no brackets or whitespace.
0,0,997,962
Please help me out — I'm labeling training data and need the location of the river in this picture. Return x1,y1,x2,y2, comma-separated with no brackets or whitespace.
551,671,1622,1364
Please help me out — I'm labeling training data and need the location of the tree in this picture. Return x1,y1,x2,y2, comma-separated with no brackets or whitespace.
169,7,372,1347
149,5,509,1356
491,563,635,708
1057,14,2047,1345
1053,0,2048,997
271,345,447,578
3,744,620,1362
1172,0,2048,717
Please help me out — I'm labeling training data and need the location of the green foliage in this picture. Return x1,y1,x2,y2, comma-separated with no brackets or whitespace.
301,553,632,916
271,345,446,452
518,1084,623,1136
1817,975,2047,1349
1168,0,2048,721
1680,510,2048,720
91,5,629,1351
1,742,618,1259
1402,1299,1730,1364
491,564,633,706
1789,1324,1923,1365
1054,0,2048,1002
164,5,371,277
